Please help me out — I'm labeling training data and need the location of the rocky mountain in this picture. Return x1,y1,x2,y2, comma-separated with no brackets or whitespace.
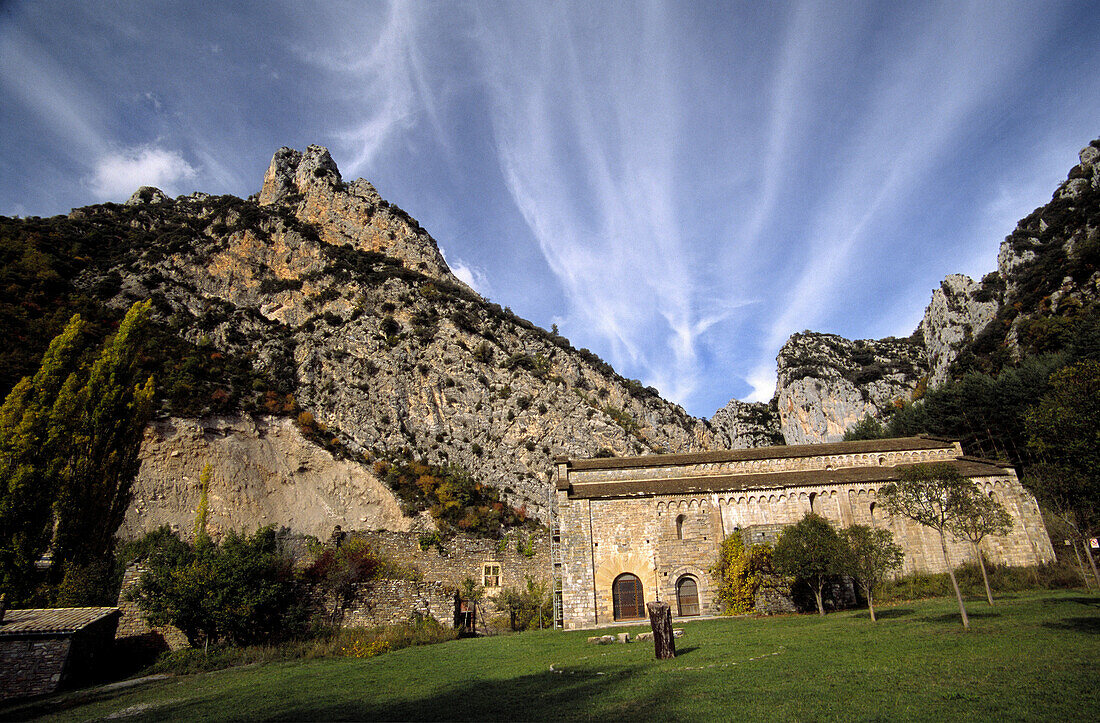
4,139,1095,537
5,145,776,535
742,138,1100,444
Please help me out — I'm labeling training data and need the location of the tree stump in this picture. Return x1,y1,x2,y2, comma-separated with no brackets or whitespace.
646,601,676,660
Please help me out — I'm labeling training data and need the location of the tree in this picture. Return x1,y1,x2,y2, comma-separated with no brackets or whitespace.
947,491,1012,606
491,576,553,631
0,315,85,602
1023,462,1099,587
132,526,307,649
1024,360,1100,584
880,463,975,629
303,538,384,625
711,534,771,614
773,513,845,616
48,300,155,594
839,524,903,622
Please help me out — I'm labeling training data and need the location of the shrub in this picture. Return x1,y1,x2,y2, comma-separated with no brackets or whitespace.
492,577,553,631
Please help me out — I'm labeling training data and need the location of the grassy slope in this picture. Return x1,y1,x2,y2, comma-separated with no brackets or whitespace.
7,591,1099,722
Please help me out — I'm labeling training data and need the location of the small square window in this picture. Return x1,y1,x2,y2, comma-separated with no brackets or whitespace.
483,563,501,588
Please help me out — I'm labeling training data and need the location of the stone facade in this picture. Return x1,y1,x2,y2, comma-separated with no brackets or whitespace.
553,437,1055,629
115,565,190,651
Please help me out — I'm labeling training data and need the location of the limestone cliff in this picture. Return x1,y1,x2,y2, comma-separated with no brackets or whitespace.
724,138,1100,444
58,146,750,532
774,332,926,444
123,415,419,540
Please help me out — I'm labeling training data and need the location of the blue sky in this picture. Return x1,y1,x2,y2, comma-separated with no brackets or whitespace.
2,1,1098,418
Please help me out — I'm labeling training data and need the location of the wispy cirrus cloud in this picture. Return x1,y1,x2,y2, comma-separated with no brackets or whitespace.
290,1,450,178
473,1,728,405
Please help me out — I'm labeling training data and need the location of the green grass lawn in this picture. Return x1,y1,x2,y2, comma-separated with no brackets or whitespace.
6,590,1099,721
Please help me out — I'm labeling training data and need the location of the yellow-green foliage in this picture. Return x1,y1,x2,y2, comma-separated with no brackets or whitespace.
194,463,211,539
712,534,771,614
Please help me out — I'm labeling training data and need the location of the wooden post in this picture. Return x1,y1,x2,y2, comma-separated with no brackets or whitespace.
646,601,676,660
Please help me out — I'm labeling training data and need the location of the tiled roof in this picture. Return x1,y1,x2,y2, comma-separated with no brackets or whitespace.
565,436,955,471
567,459,1010,499
0,607,120,636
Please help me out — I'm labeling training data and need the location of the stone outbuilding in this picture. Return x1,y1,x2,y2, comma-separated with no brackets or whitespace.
0,606,121,701
551,437,1055,629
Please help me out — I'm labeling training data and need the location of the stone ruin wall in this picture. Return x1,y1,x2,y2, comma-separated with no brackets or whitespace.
350,529,552,592
115,529,553,645
339,579,453,628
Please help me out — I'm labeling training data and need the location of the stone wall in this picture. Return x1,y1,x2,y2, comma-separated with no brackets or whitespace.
115,565,190,651
339,579,453,628
716,472,1053,576
0,637,71,701
351,529,552,593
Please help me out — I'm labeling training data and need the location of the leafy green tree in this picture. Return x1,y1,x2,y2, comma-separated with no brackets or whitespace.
1024,360,1100,584
0,314,85,602
844,414,886,441
839,524,903,622
773,513,846,616
48,300,155,593
132,526,307,649
947,491,1012,606
880,463,975,629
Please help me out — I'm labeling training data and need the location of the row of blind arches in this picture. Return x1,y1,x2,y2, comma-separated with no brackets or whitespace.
612,573,699,620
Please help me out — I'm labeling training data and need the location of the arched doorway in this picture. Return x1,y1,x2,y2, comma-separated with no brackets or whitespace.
612,573,645,620
676,576,700,617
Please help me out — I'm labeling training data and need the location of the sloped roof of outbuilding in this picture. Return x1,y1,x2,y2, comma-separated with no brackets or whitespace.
566,458,1011,500
0,607,120,636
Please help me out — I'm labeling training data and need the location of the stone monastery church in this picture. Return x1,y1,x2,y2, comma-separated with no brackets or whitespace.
550,437,1055,629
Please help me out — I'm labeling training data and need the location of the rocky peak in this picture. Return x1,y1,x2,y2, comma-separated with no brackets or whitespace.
259,145,457,285
708,398,783,448
920,274,998,387
258,145,342,206
126,186,170,206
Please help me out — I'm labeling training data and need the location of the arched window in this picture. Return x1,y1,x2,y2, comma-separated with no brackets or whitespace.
676,576,700,617
808,492,817,513
612,573,645,620
676,514,686,539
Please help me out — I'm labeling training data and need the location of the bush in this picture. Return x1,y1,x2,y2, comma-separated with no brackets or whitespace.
130,526,310,648
492,577,553,631
878,561,1084,603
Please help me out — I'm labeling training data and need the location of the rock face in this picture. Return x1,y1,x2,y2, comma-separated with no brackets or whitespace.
708,399,783,448
50,145,755,532
920,274,998,387
774,333,926,444
713,138,1100,445
122,415,418,541
258,145,455,283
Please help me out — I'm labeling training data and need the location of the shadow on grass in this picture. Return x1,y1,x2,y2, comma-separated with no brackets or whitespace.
0,674,175,722
917,610,1000,624
849,608,915,620
157,665,695,722
1042,617,1100,634
1040,595,1100,608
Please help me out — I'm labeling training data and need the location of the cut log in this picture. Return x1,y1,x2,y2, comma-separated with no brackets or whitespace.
646,601,676,660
